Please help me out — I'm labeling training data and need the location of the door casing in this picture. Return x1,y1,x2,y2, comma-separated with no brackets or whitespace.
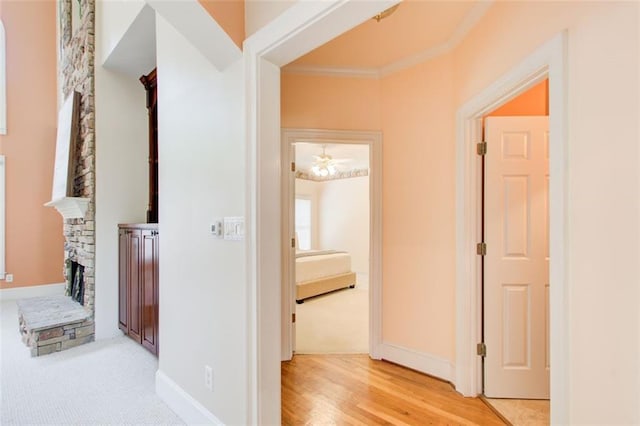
454,32,568,423
280,128,383,361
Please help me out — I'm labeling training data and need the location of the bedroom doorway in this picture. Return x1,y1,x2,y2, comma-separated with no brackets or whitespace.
293,142,369,354
281,129,382,361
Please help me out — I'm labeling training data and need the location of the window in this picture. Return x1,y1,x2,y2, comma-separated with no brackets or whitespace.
0,20,6,135
295,197,312,250
0,156,5,277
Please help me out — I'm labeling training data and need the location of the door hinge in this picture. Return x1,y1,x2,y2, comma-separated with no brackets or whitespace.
477,342,486,357
291,162,296,172
477,141,487,156
477,242,487,256
291,237,296,248
292,313,296,323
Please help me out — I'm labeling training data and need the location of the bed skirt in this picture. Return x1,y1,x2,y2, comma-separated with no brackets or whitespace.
296,271,356,303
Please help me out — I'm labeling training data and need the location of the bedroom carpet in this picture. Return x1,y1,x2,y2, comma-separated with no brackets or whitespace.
0,300,184,425
295,275,368,354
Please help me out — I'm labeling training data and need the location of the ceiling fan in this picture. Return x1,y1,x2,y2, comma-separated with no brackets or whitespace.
311,145,351,177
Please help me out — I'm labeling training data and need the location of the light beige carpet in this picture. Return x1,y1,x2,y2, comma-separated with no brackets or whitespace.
295,275,368,354
0,300,183,425
486,398,550,426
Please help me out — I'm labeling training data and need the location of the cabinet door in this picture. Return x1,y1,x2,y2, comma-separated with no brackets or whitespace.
127,229,143,343
118,230,128,332
141,230,159,355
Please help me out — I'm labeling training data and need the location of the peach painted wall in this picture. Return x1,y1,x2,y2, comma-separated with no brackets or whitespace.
281,6,640,421
487,79,548,117
380,54,456,359
0,1,64,289
454,2,639,422
281,73,380,130
198,0,245,49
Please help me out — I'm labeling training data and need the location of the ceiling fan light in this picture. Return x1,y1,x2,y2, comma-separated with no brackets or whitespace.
312,165,321,175
328,164,337,175
320,168,329,177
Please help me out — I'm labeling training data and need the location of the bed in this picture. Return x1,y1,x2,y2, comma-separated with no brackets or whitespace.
295,249,356,303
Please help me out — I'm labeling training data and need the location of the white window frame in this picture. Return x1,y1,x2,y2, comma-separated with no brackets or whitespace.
294,196,312,250
0,20,6,135
0,156,6,278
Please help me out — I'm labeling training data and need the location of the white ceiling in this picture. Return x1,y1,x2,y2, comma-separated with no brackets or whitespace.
295,143,370,173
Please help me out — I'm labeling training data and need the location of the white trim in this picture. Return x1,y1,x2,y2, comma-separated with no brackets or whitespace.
379,342,455,384
283,65,379,79
445,1,494,49
0,20,6,135
281,1,493,79
454,33,568,424
0,156,4,279
281,129,383,361
0,283,65,301
245,2,398,423
155,370,224,426
379,43,450,78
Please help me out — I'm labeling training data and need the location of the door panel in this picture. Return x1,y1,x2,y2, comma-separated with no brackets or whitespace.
141,230,158,355
502,176,529,257
128,230,142,344
118,230,128,332
484,116,549,399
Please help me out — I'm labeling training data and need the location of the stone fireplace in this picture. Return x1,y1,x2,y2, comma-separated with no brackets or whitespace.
17,0,97,357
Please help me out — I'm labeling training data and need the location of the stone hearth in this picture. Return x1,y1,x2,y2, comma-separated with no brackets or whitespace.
17,295,94,357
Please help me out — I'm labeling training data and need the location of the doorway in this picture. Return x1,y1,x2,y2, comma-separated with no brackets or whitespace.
291,142,370,355
481,80,550,396
454,32,568,424
280,129,382,361
482,111,550,423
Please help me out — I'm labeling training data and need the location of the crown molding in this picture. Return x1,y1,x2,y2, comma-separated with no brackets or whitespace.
447,0,493,48
282,1,494,79
283,65,380,79
379,42,450,77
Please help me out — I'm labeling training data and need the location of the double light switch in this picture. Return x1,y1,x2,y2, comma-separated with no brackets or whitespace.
210,217,244,241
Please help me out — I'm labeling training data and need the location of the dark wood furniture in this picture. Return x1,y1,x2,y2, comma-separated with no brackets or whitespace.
140,69,158,223
119,223,159,355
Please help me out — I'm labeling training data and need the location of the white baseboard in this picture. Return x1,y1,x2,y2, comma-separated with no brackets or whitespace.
0,282,65,301
379,342,455,384
156,370,224,425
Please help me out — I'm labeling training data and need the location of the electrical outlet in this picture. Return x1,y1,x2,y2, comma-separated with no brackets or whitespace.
5,274,13,283
204,365,213,391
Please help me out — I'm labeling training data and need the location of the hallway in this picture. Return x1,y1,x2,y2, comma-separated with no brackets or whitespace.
282,355,505,425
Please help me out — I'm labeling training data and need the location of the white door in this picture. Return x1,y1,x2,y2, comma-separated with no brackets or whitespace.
484,116,550,399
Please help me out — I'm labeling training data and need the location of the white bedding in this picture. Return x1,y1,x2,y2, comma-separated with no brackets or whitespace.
295,250,352,283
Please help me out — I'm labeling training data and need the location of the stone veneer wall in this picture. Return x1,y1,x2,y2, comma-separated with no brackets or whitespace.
59,0,96,314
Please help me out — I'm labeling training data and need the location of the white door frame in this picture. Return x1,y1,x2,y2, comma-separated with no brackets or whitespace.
454,33,568,424
244,1,398,423
280,128,382,361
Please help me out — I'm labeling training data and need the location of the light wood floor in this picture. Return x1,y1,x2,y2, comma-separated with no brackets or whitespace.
282,355,506,425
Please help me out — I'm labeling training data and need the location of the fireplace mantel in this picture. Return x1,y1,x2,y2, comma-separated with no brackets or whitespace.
44,197,90,220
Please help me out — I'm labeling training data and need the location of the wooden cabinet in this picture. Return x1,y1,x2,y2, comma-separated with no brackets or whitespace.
119,224,159,355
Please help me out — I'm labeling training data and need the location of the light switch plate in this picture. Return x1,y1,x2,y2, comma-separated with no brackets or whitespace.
223,216,244,241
